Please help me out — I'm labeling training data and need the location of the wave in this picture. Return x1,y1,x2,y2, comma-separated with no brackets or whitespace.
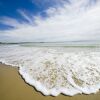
0,45,100,96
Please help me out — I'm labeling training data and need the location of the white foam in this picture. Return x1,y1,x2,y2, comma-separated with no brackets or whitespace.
0,45,100,96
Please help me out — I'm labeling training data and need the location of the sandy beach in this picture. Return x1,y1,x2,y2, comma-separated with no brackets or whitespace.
0,64,100,100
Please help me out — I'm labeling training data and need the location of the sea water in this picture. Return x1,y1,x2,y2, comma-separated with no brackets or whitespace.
0,42,100,96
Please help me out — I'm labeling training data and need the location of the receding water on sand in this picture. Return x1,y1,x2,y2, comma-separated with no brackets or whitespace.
0,43,100,96
1,64,100,100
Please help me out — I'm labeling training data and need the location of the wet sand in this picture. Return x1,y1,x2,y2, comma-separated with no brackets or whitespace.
0,64,100,100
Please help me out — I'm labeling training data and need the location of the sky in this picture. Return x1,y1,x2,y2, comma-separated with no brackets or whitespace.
0,0,100,42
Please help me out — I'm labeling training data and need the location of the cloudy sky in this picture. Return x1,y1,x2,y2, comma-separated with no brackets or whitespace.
0,0,100,42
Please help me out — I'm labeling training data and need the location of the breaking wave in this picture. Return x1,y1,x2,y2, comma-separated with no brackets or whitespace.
0,45,100,96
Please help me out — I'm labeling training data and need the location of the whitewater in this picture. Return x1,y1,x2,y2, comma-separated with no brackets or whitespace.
0,44,100,96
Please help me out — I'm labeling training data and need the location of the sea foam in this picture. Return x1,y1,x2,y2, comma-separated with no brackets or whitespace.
0,45,100,96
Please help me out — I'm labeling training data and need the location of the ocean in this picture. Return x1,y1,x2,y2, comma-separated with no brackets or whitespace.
0,42,100,96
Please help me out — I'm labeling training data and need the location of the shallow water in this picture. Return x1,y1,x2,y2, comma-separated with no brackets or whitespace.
1,64,100,100
0,44,100,96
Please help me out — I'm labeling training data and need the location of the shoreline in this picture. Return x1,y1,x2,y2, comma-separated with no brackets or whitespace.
0,63,100,100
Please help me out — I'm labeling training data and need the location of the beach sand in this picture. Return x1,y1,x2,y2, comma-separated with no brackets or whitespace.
0,64,100,100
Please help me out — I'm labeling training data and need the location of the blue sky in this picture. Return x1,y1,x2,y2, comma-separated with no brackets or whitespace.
0,0,100,42
0,0,69,25
0,0,54,29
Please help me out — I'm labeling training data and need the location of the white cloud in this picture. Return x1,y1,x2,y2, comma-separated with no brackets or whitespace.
0,0,100,42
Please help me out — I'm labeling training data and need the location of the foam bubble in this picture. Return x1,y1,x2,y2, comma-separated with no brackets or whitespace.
0,45,100,96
